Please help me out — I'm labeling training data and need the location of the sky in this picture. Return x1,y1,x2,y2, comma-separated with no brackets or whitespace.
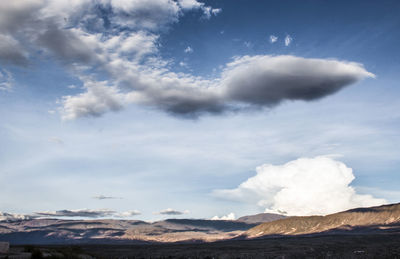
1,0,400,221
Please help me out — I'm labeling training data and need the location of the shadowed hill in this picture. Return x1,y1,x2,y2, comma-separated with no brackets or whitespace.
237,213,286,224
0,218,257,244
245,203,400,238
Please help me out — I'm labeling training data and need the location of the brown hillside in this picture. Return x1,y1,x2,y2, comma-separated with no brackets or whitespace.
245,203,400,238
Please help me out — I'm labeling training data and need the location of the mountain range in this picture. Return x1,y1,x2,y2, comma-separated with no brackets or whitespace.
0,203,399,245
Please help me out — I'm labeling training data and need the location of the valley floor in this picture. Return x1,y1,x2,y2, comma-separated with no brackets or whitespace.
5,233,400,259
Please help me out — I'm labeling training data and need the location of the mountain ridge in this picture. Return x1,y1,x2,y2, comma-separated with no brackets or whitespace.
244,202,400,238
1,204,400,245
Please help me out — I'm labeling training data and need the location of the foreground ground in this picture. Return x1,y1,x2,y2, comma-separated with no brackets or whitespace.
4,233,400,258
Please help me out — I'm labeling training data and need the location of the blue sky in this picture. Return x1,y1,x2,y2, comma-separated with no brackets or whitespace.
0,0,400,221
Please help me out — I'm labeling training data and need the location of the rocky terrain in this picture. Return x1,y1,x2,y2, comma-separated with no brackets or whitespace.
245,202,400,238
0,216,279,245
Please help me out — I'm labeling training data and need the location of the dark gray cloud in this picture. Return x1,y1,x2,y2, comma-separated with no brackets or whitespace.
1,209,141,221
222,55,374,107
0,1,43,33
35,209,116,218
145,89,227,118
157,208,188,215
0,34,29,66
119,55,374,118
32,208,141,218
36,25,98,64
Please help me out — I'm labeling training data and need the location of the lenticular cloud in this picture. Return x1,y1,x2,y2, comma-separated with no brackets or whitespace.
214,156,386,216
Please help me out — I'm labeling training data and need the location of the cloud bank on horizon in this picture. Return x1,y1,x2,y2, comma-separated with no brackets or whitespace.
34,209,141,218
0,0,374,119
211,212,236,221
213,156,387,216
0,212,34,222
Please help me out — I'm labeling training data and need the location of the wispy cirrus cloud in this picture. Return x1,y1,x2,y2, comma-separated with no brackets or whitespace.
92,195,122,200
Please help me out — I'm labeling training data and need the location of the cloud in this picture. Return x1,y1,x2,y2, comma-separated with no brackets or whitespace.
213,157,386,216
109,0,181,30
184,46,193,53
35,209,116,218
61,79,124,120
156,208,189,215
179,61,188,67
92,195,121,200
0,212,34,222
244,41,253,48
269,35,278,43
201,6,221,19
0,69,13,91
0,34,29,65
211,212,235,220
0,0,217,65
0,0,373,120
63,55,374,119
178,0,221,19
284,35,292,46
115,210,141,217
34,208,141,218
0,0,44,33
221,55,374,106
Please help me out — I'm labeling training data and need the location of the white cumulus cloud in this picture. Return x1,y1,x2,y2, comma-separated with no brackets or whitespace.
211,212,235,220
213,156,386,216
